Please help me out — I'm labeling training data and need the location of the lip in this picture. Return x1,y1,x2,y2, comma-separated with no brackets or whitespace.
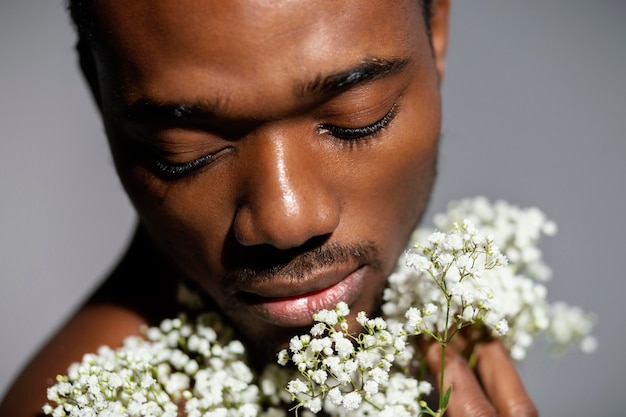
238,266,366,327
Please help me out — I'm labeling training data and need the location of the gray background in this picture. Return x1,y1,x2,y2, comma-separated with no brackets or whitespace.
1,1,625,415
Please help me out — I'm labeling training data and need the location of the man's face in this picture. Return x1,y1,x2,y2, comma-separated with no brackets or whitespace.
87,0,447,354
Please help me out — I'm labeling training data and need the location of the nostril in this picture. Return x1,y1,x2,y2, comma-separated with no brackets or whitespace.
232,180,340,249
233,200,338,250
233,134,341,250
222,234,333,272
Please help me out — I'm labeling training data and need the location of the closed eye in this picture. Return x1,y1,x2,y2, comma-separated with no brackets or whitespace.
153,151,218,179
123,124,234,180
319,103,398,141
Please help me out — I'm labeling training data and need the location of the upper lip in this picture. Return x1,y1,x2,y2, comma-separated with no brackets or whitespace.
236,264,362,300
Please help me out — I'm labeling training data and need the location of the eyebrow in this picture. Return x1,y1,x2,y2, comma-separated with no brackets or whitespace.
120,57,411,123
296,57,412,98
120,97,227,123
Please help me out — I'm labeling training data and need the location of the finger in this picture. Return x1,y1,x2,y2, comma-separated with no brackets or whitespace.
475,339,538,417
425,341,496,417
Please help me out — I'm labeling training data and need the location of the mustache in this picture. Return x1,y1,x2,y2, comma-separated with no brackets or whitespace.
221,240,381,286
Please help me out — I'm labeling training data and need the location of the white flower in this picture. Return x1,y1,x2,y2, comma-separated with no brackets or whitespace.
443,232,463,251
333,334,354,358
327,387,343,405
289,336,304,353
336,301,350,317
580,336,598,354
342,391,362,410
311,370,327,385
364,380,379,396
494,319,509,336
42,197,596,417
305,397,322,413
310,323,325,337
314,309,338,326
405,252,431,272
276,350,289,366
371,367,389,385
287,379,308,395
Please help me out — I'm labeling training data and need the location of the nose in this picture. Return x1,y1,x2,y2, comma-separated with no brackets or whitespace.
233,131,340,250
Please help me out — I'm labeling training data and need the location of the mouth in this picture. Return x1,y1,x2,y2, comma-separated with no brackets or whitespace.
237,265,367,327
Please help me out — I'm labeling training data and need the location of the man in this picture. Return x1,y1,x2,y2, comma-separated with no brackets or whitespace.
0,1,537,415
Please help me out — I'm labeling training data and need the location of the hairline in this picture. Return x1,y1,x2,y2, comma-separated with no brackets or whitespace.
66,1,434,51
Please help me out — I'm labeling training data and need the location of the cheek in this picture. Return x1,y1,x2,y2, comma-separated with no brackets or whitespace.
363,138,437,259
337,99,440,261
388,127,439,226
110,138,237,281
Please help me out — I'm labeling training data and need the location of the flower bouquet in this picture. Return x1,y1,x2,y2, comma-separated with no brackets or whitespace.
43,197,596,417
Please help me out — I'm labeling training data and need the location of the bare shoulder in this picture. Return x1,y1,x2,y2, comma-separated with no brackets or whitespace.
0,228,182,416
0,304,147,417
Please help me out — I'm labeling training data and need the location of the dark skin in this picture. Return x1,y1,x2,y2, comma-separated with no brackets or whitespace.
0,1,537,416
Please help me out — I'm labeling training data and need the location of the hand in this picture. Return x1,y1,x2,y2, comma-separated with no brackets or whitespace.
425,339,538,417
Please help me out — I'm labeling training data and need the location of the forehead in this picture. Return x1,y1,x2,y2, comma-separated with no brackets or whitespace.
91,0,430,113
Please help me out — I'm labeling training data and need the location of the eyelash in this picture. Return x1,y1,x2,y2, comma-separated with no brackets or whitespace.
152,151,218,179
149,103,398,179
319,103,398,141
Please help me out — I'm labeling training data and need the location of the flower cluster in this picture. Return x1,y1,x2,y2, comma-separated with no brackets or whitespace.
431,196,557,281
398,220,508,338
280,216,519,416
278,302,431,417
42,197,596,417
43,313,290,417
384,197,596,360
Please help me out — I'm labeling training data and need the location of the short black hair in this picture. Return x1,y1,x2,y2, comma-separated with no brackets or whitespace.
66,1,434,47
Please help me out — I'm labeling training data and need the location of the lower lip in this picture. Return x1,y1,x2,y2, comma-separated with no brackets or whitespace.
248,267,366,327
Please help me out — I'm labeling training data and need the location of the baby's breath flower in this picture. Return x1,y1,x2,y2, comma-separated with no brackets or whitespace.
42,197,596,417
342,391,362,410
278,303,425,416
327,387,343,406
384,197,596,361
276,350,289,366
43,312,280,417
494,319,509,336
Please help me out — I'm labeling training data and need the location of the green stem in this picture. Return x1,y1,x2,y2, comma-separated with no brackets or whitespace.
438,296,452,413
439,342,447,412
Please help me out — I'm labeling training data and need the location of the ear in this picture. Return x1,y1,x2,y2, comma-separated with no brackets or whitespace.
77,39,104,112
429,0,451,82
